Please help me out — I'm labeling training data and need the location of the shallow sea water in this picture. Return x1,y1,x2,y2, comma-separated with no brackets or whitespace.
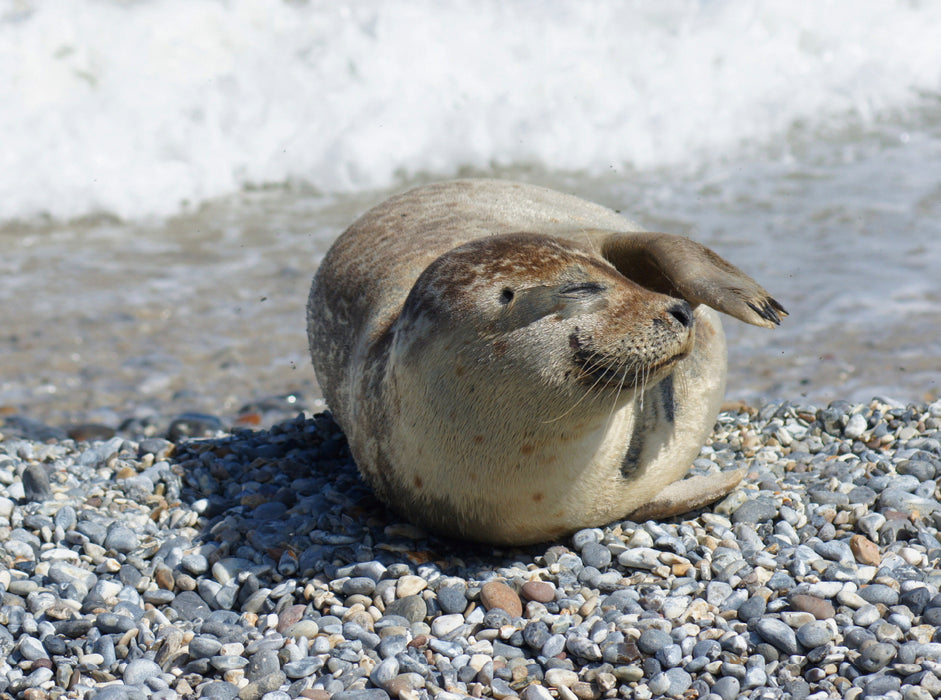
3,108,940,426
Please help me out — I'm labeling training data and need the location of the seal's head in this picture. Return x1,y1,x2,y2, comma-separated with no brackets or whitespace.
391,232,695,412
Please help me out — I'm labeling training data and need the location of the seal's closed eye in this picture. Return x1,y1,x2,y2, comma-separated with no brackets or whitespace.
558,281,605,298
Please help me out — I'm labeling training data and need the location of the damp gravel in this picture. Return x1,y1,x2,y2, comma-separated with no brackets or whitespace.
2,397,941,700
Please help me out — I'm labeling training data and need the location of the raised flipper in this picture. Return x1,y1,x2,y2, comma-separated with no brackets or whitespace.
626,468,746,522
596,232,787,328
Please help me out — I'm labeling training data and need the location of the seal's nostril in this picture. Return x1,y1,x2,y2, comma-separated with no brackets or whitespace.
668,301,693,328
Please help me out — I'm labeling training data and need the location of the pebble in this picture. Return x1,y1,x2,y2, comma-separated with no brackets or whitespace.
796,620,834,649
0,399,939,698
480,580,523,618
521,580,555,603
755,618,800,656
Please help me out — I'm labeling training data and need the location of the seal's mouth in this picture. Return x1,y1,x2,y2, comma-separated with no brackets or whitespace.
577,354,683,388
569,322,694,390
570,339,690,390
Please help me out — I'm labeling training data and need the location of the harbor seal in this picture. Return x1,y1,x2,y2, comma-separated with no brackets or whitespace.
307,179,786,544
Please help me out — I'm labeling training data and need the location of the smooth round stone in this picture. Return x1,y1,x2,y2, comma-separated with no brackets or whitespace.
18,636,49,661
283,657,324,679
649,667,692,697
522,684,554,700
814,540,854,564
96,612,136,634
655,643,682,668
378,635,408,659
544,668,578,688
246,649,279,680
581,543,612,569
383,595,426,623
370,657,400,688
572,528,604,550
743,666,768,689
788,594,835,620
521,581,556,604
395,575,427,597
238,671,287,700
343,577,377,596
94,635,117,667
565,637,601,662
755,618,799,656
437,584,467,614
731,499,777,524
844,414,867,439
523,620,550,650
711,676,740,700
104,525,139,554
210,655,250,671
22,464,53,502
861,674,901,696
170,591,211,621
858,584,899,606
737,595,767,622
900,587,931,615
53,505,78,531
124,658,162,685
853,604,881,627
181,554,210,575
796,620,833,649
480,581,523,618
189,635,223,659
431,614,465,638
691,639,721,660
637,628,672,655
854,642,896,672
542,634,566,658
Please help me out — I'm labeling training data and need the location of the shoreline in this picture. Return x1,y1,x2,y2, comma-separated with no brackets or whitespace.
2,397,940,699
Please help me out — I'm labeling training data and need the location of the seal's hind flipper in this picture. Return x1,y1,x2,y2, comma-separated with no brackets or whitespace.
598,232,788,328
626,468,746,522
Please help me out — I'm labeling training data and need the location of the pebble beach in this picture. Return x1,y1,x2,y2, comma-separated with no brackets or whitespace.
4,2,941,699
3,397,941,700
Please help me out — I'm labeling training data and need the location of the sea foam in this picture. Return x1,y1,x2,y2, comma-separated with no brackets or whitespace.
2,0,940,222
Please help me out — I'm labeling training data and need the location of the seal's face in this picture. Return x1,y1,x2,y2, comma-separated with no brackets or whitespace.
395,233,695,407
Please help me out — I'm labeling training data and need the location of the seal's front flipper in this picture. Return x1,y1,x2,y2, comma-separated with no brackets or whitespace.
598,232,787,328
625,468,746,522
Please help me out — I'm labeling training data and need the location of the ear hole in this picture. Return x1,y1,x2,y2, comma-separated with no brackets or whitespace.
499,288,515,304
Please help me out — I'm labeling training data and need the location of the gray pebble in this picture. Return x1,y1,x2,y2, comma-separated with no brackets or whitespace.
384,595,426,623
104,524,139,553
370,657,400,688
283,656,324,679
580,542,612,569
638,628,673,654
711,676,740,700
123,658,162,685
437,584,467,614
855,642,896,672
22,463,53,502
246,649,279,680
731,498,777,524
858,584,900,606
737,594,766,622
755,618,799,656
796,620,833,649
